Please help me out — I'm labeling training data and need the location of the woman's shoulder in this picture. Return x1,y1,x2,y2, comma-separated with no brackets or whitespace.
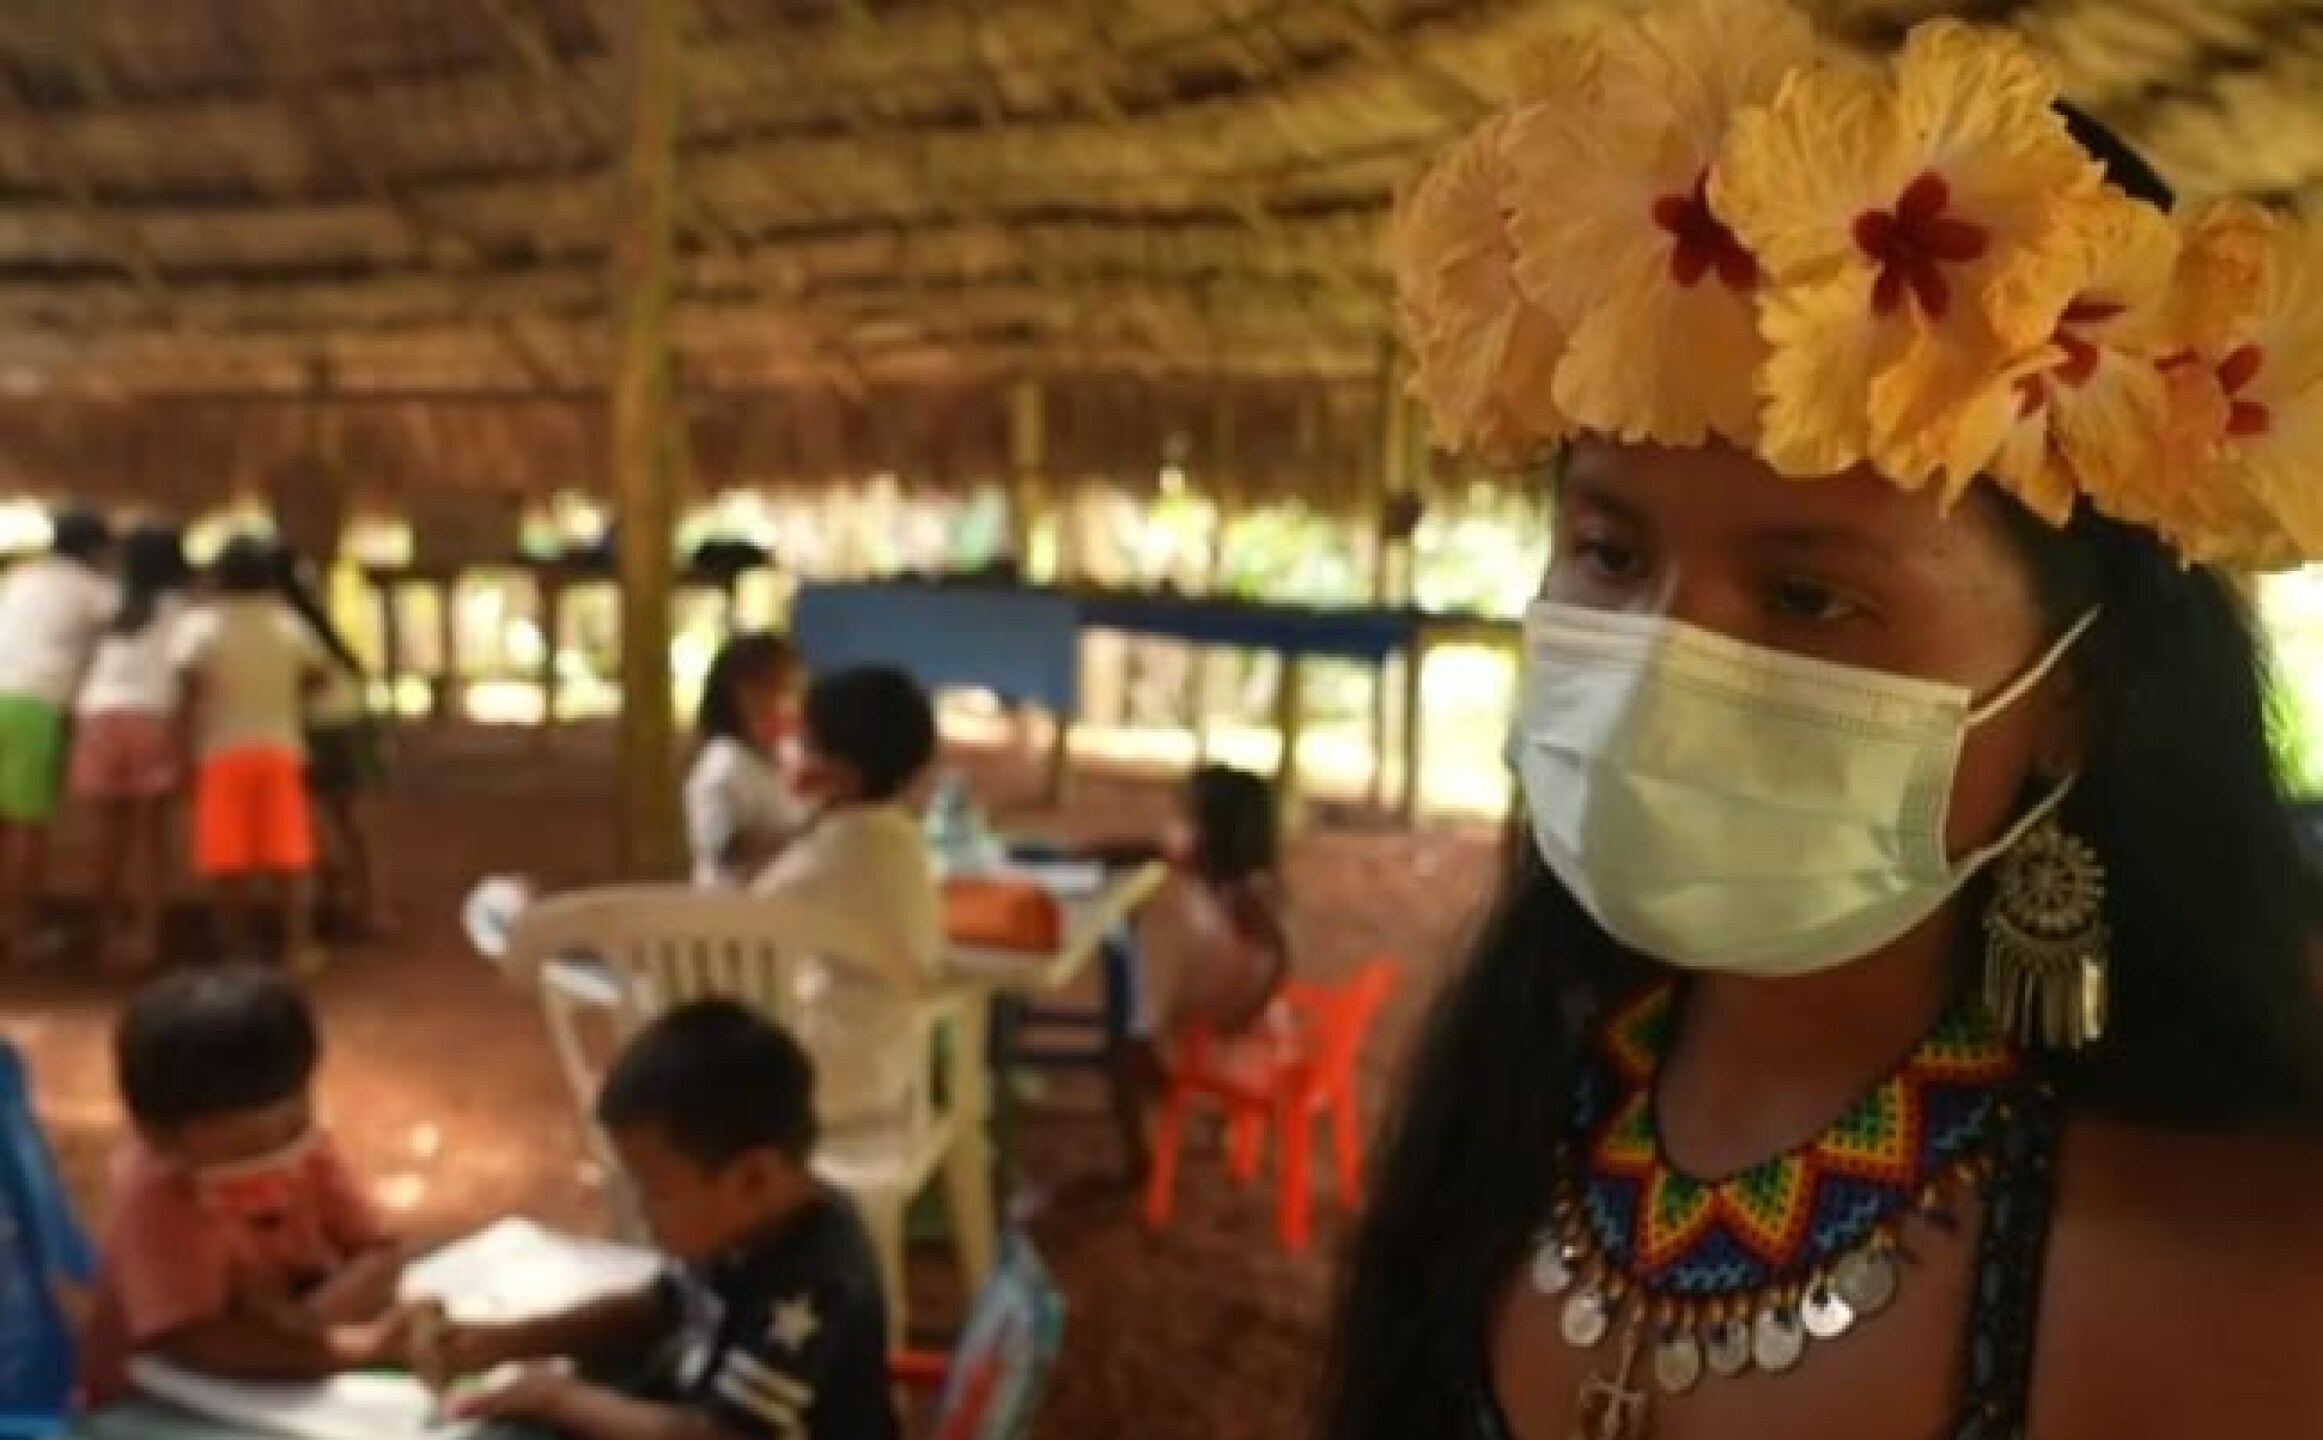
2040,1116,2323,1433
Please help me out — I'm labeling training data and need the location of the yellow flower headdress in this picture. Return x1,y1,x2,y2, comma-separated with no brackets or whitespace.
1389,0,2323,571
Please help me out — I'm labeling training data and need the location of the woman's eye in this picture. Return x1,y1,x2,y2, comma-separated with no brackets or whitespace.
1766,576,1864,624
1571,536,1644,584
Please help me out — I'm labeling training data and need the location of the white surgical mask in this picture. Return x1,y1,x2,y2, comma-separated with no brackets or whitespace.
1511,600,2097,977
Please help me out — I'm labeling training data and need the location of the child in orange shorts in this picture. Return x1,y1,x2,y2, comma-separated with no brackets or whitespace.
172,537,328,974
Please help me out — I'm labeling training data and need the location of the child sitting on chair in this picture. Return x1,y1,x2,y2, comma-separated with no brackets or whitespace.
81,965,411,1402
1115,764,1296,1178
749,665,942,1130
432,1000,899,1440
685,632,806,891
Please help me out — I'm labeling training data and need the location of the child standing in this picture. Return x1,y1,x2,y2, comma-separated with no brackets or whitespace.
0,508,114,950
70,522,193,973
750,665,941,1129
81,965,410,1401
271,544,391,937
431,1000,899,1440
685,632,805,890
173,536,328,973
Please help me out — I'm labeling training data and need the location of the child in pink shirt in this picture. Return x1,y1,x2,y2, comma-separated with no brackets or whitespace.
81,965,414,1403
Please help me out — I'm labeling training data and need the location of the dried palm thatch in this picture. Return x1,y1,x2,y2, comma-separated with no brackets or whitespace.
0,0,2316,506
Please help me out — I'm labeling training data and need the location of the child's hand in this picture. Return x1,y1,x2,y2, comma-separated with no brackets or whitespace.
308,1247,404,1324
425,1318,529,1384
447,1362,577,1424
325,1301,425,1371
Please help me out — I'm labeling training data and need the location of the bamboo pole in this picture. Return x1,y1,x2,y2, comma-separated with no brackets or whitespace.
1369,345,1408,812
609,0,684,876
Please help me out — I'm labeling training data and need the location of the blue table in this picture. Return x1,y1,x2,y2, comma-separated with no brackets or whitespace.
789,582,1518,820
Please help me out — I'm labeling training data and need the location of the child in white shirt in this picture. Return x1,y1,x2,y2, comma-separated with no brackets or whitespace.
70,523,193,972
684,632,805,890
0,509,115,950
751,666,941,1129
173,537,329,974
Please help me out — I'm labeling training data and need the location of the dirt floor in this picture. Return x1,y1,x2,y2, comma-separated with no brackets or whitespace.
0,723,1506,1440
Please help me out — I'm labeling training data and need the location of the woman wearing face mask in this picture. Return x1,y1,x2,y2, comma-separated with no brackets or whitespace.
1322,6,2323,1440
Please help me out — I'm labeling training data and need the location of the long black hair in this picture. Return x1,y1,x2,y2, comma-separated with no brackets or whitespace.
266,541,364,676
1184,762,1278,889
110,522,189,636
695,631,797,753
1316,108,2323,1440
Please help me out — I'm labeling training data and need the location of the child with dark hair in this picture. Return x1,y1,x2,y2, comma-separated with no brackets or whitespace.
174,535,330,971
269,543,392,936
70,522,193,972
432,1000,898,1440
685,631,805,890
1114,763,1295,1177
749,665,943,1127
81,965,409,1400
0,506,115,950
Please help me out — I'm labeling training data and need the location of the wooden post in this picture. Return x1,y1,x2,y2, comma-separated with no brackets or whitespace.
1370,346,1408,812
436,572,461,723
1188,398,1236,762
1007,378,1072,804
538,570,564,735
609,0,684,876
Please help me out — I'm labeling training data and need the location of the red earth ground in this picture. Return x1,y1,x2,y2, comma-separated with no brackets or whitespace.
0,724,1506,1440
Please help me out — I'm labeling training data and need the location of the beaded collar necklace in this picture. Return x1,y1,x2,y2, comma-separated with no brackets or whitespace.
1529,985,2026,1438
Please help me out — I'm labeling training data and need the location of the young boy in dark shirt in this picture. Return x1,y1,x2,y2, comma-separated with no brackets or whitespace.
433,1001,898,1440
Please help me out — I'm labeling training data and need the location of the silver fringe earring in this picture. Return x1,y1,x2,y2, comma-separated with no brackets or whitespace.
1983,813,2110,1049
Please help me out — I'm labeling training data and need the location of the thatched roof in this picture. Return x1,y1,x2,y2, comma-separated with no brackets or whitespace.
1,0,2318,505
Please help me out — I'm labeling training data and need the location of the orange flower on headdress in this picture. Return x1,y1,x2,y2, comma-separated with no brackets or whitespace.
1986,192,2180,523
1389,116,1571,464
2143,203,2323,565
1501,0,1818,447
1713,21,2104,490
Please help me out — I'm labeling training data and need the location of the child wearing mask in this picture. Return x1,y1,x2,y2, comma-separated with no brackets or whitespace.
80,965,411,1400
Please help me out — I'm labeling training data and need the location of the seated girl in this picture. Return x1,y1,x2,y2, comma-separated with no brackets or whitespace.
1113,764,1296,1177
684,632,806,890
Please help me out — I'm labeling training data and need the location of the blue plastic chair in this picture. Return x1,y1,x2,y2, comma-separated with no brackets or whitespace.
0,1039,94,1438
895,1232,1065,1440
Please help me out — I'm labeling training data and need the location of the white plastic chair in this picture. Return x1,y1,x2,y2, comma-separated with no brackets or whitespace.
499,885,996,1339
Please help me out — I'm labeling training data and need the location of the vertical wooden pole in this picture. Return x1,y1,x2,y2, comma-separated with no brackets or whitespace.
1188,397,1236,762
610,0,684,876
1008,378,1072,803
1370,346,1408,812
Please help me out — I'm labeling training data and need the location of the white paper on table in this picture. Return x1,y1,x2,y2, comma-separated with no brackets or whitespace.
124,1220,660,1440
401,1217,659,1321
124,1363,470,1440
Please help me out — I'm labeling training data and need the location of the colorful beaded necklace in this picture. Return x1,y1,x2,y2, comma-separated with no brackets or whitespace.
1529,985,2026,1438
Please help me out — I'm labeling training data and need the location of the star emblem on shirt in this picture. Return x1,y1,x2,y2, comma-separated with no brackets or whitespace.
768,1294,820,1353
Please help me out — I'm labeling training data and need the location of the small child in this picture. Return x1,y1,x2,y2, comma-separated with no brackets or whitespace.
271,544,392,937
70,522,193,973
685,632,806,890
0,508,115,949
81,965,408,1402
750,666,941,1129
432,1000,899,1440
1115,764,1295,1177
173,536,329,972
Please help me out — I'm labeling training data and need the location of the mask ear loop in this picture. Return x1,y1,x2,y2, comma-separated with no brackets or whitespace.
1968,607,2101,726
1956,607,2103,876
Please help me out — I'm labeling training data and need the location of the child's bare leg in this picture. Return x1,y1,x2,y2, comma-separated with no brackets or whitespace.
89,800,131,968
281,869,323,976
126,799,169,969
213,874,254,962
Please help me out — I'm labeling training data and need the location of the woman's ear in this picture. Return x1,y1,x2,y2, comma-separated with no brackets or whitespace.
2034,664,2090,779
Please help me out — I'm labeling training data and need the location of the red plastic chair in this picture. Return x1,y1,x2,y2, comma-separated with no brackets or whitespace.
1142,958,1399,1252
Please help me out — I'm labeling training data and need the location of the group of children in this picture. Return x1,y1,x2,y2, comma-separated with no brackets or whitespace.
0,510,382,974
57,625,1300,1437
85,964,898,1440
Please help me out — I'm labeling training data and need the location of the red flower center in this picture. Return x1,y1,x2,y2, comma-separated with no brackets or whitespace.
2219,343,2272,436
1852,172,1990,320
1652,170,1758,292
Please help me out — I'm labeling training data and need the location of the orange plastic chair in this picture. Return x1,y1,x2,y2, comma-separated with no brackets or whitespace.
1142,958,1399,1252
